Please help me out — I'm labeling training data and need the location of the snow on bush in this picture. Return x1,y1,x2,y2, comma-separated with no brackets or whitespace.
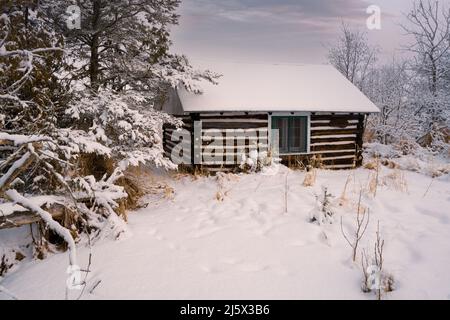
66,90,180,171
364,142,450,177
361,223,395,300
309,186,335,225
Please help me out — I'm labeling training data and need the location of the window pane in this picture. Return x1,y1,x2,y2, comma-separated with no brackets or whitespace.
272,116,307,154
289,117,307,153
272,117,289,154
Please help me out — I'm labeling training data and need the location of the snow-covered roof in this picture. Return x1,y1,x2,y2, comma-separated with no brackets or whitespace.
176,62,379,113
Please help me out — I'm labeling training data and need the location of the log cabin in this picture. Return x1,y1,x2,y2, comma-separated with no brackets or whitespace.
161,62,379,173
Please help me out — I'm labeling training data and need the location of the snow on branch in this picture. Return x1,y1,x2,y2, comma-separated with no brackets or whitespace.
4,189,77,267
0,132,51,146
0,151,33,192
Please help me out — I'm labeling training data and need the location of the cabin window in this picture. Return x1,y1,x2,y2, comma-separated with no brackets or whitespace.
271,116,308,154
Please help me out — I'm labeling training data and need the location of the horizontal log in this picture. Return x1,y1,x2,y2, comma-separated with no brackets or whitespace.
202,119,268,124
310,150,356,157
310,143,356,152
201,151,267,157
202,122,268,129
311,141,356,147
203,128,268,134
322,164,356,170
200,114,268,120
203,144,268,151
202,137,268,145
0,203,65,230
310,125,358,131
321,158,356,166
311,114,361,121
320,154,356,161
311,136,357,144
310,129,360,136
310,119,359,125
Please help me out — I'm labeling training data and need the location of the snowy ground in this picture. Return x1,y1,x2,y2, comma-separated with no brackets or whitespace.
1,165,450,300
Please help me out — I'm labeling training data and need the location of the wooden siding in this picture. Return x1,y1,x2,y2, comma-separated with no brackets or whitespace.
200,113,268,170
308,113,365,169
162,112,366,172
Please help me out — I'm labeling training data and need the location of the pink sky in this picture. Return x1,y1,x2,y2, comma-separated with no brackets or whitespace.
171,0,450,66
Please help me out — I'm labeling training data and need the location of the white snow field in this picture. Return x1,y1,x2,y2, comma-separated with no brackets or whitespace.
1,165,450,300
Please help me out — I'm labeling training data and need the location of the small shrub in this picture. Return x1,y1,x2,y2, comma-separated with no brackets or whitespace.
310,186,335,225
361,222,395,300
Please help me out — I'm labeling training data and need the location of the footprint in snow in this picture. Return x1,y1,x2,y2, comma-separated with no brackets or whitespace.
221,257,242,265
189,226,225,239
199,265,222,274
238,263,269,273
289,240,307,247
167,242,180,251
175,216,188,222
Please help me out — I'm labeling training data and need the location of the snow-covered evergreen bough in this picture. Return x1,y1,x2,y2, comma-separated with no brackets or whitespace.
0,0,218,277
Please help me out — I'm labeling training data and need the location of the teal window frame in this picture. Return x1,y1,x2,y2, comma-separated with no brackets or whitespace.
271,116,309,154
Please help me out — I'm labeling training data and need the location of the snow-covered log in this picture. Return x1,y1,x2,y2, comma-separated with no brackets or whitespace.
4,190,77,267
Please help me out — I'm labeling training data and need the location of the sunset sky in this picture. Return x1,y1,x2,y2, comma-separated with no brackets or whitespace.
171,0,450,66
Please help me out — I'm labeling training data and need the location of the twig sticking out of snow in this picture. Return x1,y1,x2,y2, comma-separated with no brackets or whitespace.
340,191,370,262
423,177,434,198
361,222,395,300
284,172,289,213
339,174,352,207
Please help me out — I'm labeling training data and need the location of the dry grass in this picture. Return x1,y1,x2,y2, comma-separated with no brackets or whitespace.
363,128,377,143
381,170,408,193
364,159,379,170
302,167,317,187
215,172,239,202
118,164,176,209
366,158,381,197
338,175,352,207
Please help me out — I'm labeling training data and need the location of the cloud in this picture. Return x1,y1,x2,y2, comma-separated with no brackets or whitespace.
180,0,373,31
172,0,404,64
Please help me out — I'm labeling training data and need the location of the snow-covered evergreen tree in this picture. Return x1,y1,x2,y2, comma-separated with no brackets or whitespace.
0,0,219,252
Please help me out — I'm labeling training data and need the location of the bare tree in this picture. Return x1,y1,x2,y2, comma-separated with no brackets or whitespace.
340,191,370,262
365,59,415,144
327,22,379,92
402,0,450,94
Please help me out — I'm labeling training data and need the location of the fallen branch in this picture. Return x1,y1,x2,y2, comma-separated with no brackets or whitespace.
5,189,77,266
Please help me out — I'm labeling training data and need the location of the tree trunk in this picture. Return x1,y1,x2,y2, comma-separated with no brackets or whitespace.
89,0,101,91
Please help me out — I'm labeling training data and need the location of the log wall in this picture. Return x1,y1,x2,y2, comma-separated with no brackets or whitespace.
163,112,366,172
308,113,365,169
